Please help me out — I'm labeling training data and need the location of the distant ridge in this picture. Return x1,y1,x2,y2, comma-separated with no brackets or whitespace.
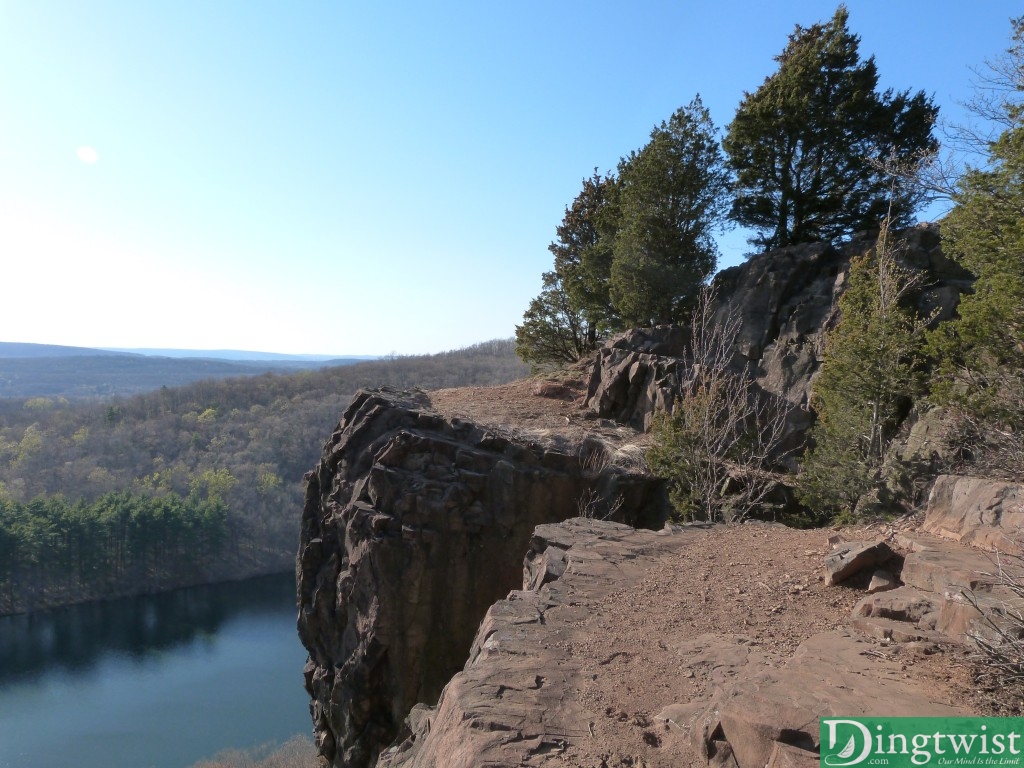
100,348,379,363
0,342,378,399
0,342,141,359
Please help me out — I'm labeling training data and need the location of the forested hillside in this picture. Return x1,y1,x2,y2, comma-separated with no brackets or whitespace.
0,340,526,613
0,343,375,399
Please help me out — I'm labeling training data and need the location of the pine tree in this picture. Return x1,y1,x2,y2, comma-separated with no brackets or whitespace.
514,271,593,368
723,6,937,251
547,170,621,347
609,96,730,325
929,19,1024,428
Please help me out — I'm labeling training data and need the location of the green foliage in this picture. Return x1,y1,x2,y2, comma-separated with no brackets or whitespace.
516,172,621,367
517,97,728,363
648,388,730,521
799,225,931,519
190,468,237,504
723,6,937,251
929,30,1024,427
610,97,730,325
0,491,228,613
548,169,621,342
514,271,594,368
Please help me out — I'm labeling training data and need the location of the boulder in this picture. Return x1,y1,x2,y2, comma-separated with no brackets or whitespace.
824,540,894,586
585,226,969,445
584,346,691,431
668,631,966,768
848,481,1024,646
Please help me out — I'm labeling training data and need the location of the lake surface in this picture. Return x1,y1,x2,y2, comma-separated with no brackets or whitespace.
0,573,311,768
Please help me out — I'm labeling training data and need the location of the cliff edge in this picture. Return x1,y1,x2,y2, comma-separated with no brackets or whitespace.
296,387,665,767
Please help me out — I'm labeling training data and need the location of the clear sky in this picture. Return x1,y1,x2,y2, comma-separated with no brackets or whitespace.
0,1,1018,356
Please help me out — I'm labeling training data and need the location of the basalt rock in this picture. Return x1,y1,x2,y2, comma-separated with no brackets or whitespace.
850,475,1024,646
585,225,971,435
296,387,667,768
377,519,688,768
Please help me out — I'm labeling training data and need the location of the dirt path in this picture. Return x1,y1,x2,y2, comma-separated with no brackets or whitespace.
551,523,974,767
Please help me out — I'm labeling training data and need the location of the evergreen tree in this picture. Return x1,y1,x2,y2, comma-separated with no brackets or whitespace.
609,96,730,325
929,18,1024,428
547,170,621,347
799,223,931,519
515,171,620,367
514,271,593,368
723,6,937,251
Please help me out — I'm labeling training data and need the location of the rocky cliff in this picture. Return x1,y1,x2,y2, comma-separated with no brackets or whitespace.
296,388,666,767
296,227,987,768
373,476,1021,768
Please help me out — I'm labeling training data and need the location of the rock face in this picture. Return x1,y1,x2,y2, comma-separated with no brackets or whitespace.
296,388,667,768
377,519,685,768
585,225,972,433
923,474,1024,552
664,630,966,768
376,517,968,768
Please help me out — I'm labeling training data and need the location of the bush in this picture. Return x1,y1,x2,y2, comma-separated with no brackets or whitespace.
647,288,793,522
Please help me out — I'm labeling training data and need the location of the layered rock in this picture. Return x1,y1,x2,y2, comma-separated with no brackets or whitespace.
848,474,1024,646
922,474,1024,552
376,517,969,768
378,519,686,768
296,388,666,768
664,630,966,768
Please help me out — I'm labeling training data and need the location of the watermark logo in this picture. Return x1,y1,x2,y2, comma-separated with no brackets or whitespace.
820,718,1023,768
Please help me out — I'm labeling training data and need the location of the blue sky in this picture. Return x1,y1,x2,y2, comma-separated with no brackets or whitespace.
0,1,1018,355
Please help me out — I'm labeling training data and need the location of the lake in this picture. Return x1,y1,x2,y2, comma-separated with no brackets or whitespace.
0,573,311,768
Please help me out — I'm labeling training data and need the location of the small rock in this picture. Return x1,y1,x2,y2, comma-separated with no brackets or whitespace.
824,540,893,586
867,569,899,594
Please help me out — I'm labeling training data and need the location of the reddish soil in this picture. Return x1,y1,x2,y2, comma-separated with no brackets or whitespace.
423,375,1005,768
553,522,976,768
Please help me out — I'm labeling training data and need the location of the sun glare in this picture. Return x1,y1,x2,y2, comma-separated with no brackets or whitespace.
76,146,99,164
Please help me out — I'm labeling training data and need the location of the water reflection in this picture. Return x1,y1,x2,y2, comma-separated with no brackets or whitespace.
0,572,310,768
0,574,294,683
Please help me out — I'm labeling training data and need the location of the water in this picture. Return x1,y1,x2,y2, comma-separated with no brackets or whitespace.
0,573,311,768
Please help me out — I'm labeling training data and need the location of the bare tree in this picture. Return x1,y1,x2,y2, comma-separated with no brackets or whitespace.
965,546,1024,713
647,287,796,522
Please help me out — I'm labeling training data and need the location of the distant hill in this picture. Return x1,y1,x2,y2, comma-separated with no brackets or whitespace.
0,338,529,612
100,347,378,363
0,342,377,399
0,342,140,359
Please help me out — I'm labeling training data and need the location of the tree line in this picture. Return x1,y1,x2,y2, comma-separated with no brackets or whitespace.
516,6,937,368
0,492,227,614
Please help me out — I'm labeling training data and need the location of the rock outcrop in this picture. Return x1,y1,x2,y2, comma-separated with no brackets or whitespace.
295,228,987,768
851,474,1024,647
296,388,666,768
378,519,686,768
374,516,970,768
585,225,972,434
